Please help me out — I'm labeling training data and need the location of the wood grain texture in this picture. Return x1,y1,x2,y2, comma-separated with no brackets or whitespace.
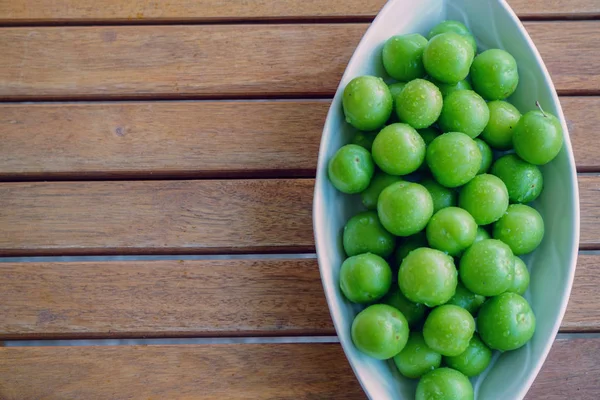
0,258,334,339
0,254,597,339
579,175,600,250
0,22,598,100
0,101,327,180
0,175,598,255
0,97,597,180
0,0,596,23
0,180,314,256
0,338,598,399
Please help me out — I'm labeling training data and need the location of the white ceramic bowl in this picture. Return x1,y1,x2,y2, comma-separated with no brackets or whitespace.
313,0,580,398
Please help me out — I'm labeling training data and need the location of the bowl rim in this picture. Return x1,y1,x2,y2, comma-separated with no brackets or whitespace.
312,0,581,398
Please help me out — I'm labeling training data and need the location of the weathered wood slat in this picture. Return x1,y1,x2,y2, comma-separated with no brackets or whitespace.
0,176,596,255
0,0,596,24
0,338,598,399
0,254,596,339
0,22,597,100
0,97,596,180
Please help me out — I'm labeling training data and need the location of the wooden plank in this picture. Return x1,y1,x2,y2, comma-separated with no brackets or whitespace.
0,338,598,399
0,0,596,24
0,22,598,100
0,253,597,339
0,101,327,180
579,175,600,250
0,258,334,339
0,180,314,256
0,175,597,255
0,97,596,180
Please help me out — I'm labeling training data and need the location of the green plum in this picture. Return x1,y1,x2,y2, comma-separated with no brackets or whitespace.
389,82,407,111
351,304,410,359
399,247,457,307
513,108,564,165
427,20,477,54
394,231,428,265
342,211,395,257
493,204,544,255
478,292,536,351
420,178,457,213
439,90,490,138
426,207,478,256
491,154,543,203
372,123,426,175
395,79,443,129
475,138,493,174
350,130,377,151
340,253,392,304
423,305,475,356
361,171,403,210
418,127,440,145
481,100,522,150
423,32,474,84
426,132,482,188
382,34,428,81
432,78,472,97
394,331,441,379
381,287,428,328
444,334,492,377
447,282,486,315
471,49,519,100
328,144,374,194
416,368,474,400
343,76,393,131
508,256,530,295
459,239,515,296
378,182,434,236
459,174,509,225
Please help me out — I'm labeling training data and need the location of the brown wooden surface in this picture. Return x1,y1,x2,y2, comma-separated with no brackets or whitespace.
0,97,597,180
0,258,333,339
579,175,600,250
0,0,597,23
0,180,314,256
0,254,597,339
0,22,598,100
0,338,598,399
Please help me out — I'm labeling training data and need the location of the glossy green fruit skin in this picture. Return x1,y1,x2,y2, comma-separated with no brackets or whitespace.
350,130,377,151
426,207,477,256
475,138,493,174
439,90,490,138
459,174,509,225
378,182,434,237
340,253,392,304
444,334,492,377
418,127,440,145
433,79,472,97
372,123,426,175
493,204,545,255
420,178,457,213
423,32,475,84
393,332,441,379
491,154,543,203
426,132,482,188
513,109,564,165
459,239,515,296
447,282,486,315
361,171,403,210
478,292,536,351
382,34,428,81
427,20,477,54
351,304,410,359
399,247,457,307
328,144,374,194
343,76,393,131
423,305,475,356
342,211,396,258
388,82,407,110
508,256,530,295
470,49,519,100
395,79,443,129
416,368,474,400
481,100,522,150
381,287,428,328
394,231,428,265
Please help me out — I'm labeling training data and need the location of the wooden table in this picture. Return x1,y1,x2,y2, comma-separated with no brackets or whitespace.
0,1,598,398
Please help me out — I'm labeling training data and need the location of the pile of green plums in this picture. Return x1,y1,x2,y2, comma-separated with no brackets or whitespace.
330,20,563,400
